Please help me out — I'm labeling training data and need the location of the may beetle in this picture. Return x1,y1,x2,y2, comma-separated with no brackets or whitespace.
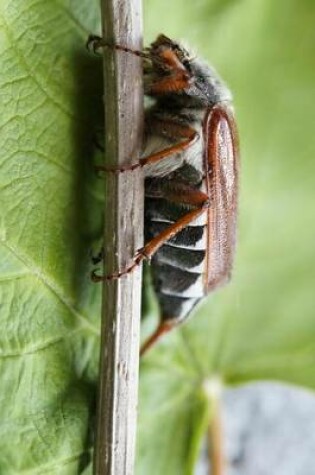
89,34,239,355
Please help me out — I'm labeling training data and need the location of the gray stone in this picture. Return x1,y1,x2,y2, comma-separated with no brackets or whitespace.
196,382,315,475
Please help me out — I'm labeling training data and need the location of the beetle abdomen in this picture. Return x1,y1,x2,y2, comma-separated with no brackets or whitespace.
145,170,207,325
152,245,205,273
147,243,205,324
151,292,201,326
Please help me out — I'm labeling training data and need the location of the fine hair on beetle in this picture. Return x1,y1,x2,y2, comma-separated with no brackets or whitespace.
88,33,239,356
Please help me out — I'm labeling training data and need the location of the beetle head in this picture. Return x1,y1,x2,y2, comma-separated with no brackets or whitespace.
146,34,232,107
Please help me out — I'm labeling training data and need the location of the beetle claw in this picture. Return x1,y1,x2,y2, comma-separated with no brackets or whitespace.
91,269,104,282
86,34,103,55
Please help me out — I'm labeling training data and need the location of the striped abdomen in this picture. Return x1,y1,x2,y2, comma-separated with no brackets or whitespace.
145,165,208,325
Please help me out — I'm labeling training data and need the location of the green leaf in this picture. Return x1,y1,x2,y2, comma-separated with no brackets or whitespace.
0,0,102,472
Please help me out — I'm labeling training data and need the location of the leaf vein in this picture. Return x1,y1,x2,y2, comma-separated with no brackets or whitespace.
1,239,99,335
1,12,81,123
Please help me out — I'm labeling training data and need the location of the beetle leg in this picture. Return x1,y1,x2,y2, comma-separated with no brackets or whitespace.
86,34,149,58
138,206,208,260
91,187,209,282
140,321,175,356
87,36,190,94
97,122,199,173
90,247,104,265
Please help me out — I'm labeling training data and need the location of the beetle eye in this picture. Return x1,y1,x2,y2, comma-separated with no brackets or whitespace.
182,59,192,71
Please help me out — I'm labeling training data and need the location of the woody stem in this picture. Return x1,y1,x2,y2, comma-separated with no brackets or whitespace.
93,0,144,474
206,377,226,475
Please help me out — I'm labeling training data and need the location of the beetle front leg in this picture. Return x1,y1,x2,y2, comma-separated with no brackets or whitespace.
86,34,149,58
86,36,190,95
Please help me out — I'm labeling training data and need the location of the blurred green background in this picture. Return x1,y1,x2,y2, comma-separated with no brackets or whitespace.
139,1,315,472
0,0,314,473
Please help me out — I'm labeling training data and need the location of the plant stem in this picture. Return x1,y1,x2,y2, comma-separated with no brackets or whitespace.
206,377,225,475
93,0,144,474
